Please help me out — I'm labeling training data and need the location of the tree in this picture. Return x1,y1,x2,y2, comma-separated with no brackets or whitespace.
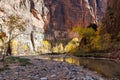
0,15,26,65
40,40,51,53
72,26,96,52
52,43,64,53
65,38,79,53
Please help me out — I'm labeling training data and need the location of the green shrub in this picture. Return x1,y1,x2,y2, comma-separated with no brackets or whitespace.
5,56,31,66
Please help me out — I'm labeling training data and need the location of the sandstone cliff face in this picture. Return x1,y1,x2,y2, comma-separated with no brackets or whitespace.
105,0,120,37
104,0,120,61
0,0,49,55
0,0,108,54
44,0,107,40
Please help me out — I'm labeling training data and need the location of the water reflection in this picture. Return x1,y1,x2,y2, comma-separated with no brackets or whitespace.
43,56,120,79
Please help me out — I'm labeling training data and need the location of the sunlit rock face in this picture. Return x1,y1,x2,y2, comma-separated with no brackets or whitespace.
0,0,108,54
44,0,107,40
0,0,49,55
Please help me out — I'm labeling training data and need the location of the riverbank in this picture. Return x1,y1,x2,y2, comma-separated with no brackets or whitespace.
0,56,105,80
43,52,120,63
36,54,120,79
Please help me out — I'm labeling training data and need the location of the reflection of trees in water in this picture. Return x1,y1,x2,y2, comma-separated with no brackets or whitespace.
65,57,80,65
47,56,120,79
49,56,80,66
49,56,66,62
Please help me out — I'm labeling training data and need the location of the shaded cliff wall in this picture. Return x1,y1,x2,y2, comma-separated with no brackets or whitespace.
104,0,120,37
104,0,120,61
44,0,107,40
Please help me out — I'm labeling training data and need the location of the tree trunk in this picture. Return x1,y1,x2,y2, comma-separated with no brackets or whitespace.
6,41,11,56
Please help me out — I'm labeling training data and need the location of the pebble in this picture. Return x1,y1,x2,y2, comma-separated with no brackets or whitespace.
51,74,56,78
15,72,19,74
5,71,13,75
40,77,48,80
85,75,94,80
0,57,106,80
34,75,39,79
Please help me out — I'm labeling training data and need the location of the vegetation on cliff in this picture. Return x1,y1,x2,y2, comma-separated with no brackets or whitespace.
42,21,120,59
0,15,26,66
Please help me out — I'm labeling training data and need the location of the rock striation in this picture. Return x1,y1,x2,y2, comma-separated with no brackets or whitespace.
104,0,120,62
104,0,120,37
44,0,107,40
0,0,108,54
0,0,49,55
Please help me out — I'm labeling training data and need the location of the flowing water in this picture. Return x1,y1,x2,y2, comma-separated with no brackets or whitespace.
40,55,120,79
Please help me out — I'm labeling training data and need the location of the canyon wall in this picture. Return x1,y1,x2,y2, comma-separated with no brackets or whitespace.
104,0,120,37
0,0,108,55
44,0,107,40
104,0,120,61
0,0,49,55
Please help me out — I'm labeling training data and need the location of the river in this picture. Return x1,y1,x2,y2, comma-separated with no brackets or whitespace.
38,55,120,79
